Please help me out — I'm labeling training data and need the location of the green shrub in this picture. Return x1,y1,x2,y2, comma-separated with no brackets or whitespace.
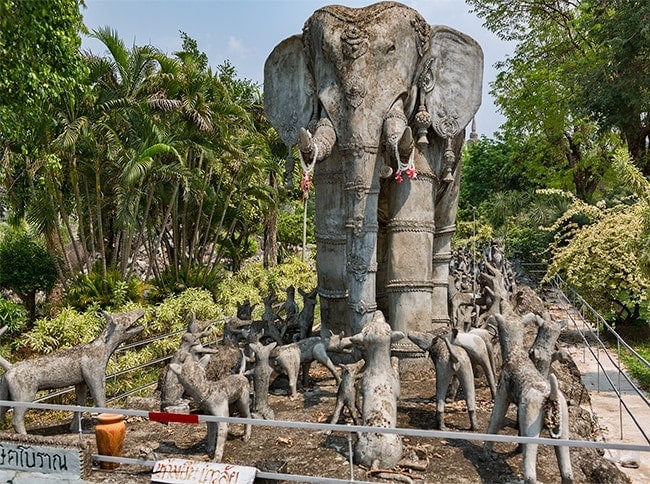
212,257,317,320
66,265,149,311
0,298,27,334
217,233,259,271
153,263,226,300
0,229,58,320
505,225,554,263
18,307,104,355
149,288,222,335
546,203,649,326
453,219,494,251
278,201,315,247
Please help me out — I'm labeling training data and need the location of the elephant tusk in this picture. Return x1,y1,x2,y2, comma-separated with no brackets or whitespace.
394,142,416,183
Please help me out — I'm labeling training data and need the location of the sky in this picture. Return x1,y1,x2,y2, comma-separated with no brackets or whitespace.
81,0,514,137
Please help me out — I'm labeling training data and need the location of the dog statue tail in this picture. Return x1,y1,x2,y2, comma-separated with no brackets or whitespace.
0,326,12,371
237,348,246,375
545,373,564,439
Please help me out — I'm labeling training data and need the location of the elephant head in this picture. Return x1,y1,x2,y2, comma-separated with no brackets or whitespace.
264,2,483,336
265,2,482,158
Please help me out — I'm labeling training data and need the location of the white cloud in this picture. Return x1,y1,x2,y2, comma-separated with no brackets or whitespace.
227,36,249,56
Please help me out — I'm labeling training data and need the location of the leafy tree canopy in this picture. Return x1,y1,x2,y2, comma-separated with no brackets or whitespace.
467,0,649,182
0,0,87,145
0,228,58,320
460,136,526,212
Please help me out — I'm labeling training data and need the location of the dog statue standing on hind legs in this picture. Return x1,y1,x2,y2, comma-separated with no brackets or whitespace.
348,310,404,470
484,313,573,484
0,309,145,434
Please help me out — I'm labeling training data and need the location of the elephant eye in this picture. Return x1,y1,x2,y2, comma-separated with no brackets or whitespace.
386,44,396,54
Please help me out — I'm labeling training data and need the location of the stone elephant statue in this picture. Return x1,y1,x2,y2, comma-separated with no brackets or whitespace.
264,1,483,338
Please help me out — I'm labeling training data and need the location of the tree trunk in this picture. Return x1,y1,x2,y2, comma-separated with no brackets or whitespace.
21,290,37,322
263,170,278,269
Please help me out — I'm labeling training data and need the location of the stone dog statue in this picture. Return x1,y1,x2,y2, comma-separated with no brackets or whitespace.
270,335,342,398
326,359,365,432
348,310,404,469
449,327,498,398
169,351,252,462
484,314,573,484
408,330,479,431
0,309,145,434
247,340,277,420
160,313,219,411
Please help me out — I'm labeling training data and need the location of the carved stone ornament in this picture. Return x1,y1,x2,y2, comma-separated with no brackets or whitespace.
340,134,369,158
434,106,460,139
344,74,367,108
347,253,369,282
351,299,376,315
320,3,397,25
418,58,435,93
411,16,432,57
345,175,368,201
341,25,369,60
346,215,366,237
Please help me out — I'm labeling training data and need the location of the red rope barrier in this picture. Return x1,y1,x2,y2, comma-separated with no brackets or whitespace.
148,411,199,424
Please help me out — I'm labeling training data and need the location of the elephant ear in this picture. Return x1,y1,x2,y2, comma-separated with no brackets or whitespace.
264,35,315,147
418,26,483,139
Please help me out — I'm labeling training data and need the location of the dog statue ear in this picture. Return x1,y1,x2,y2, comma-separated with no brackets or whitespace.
391,331,405,343
198,354,211,369
102,311,116,343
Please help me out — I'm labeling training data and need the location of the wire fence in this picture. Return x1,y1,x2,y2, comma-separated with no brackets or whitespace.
1,399,649,483
550,274,650,446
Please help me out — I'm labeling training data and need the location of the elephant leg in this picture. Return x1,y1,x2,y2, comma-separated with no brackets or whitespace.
384,147,436,334
314,148,349,337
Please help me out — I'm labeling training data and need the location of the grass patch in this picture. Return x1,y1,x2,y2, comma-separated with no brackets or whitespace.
620,341,650,395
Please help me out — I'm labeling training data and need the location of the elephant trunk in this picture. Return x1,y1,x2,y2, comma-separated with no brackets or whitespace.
344,145,381,334
344,98,418,334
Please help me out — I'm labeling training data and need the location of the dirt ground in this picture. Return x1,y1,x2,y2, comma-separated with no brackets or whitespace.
7,287,633,483
20,352,628,482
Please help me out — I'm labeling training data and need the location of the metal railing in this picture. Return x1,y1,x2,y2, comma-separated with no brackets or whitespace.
550,274,650,446
1,399,649,483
